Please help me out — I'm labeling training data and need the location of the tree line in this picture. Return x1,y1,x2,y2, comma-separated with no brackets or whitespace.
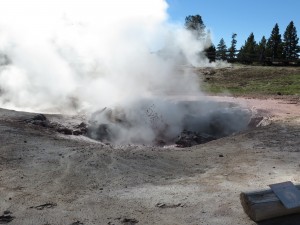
185,15,300,65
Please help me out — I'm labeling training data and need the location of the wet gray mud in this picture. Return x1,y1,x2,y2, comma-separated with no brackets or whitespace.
86,100,265,147
21,99,267,148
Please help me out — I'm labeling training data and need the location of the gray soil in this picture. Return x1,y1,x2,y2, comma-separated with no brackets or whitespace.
0,97,300,225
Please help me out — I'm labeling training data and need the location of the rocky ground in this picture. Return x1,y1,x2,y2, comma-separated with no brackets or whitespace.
0,96,300,225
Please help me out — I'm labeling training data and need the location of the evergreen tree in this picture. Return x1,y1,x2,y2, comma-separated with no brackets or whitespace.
185,15,206,40
228,33,237,61
283,21,300,60
205,44,216,62
266,23,283,60
216,38,227,60
257,36,267,63
238,33,258,63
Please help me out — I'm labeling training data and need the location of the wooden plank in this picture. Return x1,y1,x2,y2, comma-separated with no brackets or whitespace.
269,181,300,209
240,184,300,222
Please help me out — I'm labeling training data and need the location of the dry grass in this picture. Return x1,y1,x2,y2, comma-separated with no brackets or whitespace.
199,65,300,96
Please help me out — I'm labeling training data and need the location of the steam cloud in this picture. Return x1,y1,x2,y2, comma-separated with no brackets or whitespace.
0,0,249,145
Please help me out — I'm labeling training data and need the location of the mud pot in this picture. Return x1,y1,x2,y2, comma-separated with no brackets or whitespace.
0,96,299,225
23,98,270,148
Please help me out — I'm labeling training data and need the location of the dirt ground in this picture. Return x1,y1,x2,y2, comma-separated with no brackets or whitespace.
0,96,300,225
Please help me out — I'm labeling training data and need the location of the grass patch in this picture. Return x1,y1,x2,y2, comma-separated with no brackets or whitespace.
200,66,300,96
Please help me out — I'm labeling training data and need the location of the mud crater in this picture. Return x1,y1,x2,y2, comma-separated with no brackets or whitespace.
24,100,269,148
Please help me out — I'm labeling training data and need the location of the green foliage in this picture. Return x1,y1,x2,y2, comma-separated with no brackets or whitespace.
216,38,227,60
228,33,237,61
283,21,300,60
257,36,267,62
183,15,300,65
185,15,206,40
266,23,283,59
205,44,216,62
238,33,258,62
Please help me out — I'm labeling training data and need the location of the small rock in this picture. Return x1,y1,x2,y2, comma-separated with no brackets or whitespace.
25,114,50,128
56,127,73,135
30,203,57,210
121,218,138,225
76,122,87,128
74,122,88,135
219,154,224,157
72,130,83,136
3,211,11,215
155,203,166,208
32,114,47,121
0,214,14,223
70,221,84,225
155,203,184,208
175,130,215,148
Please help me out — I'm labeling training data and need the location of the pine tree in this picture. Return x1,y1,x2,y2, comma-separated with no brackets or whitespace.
228,33,237,61
257,36,267,63
238,33,258,63
216,38,227,60
283,21,300,60
266,23,283,60
205,44,216,62
185,15,206,40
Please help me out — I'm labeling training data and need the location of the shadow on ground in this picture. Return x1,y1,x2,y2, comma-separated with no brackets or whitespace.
257,213,300,225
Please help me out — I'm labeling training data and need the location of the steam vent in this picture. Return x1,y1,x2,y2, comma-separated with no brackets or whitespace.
25,98,268,148
87,99,268,147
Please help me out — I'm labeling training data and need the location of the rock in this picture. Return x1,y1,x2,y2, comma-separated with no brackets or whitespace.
0,211,14,223
76,122,87,128
25,114,50,127
30,202,57,210
248,116,264,128
155,203,184,208
25,114,89,137
72,130,83,136
257,117,272,127
175,130,215,148
54,123,88,136
32,114,47,121
56,127,73,135
70,221,84,225
74,122,88,135
121,218,138,225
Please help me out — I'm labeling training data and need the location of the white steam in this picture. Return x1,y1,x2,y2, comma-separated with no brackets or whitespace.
0,0,210,112
0,0,244,145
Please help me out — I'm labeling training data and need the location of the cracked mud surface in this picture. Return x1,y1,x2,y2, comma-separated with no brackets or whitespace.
0,96,299,225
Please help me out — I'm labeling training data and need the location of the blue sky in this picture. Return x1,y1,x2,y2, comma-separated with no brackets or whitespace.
166,0,300,49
